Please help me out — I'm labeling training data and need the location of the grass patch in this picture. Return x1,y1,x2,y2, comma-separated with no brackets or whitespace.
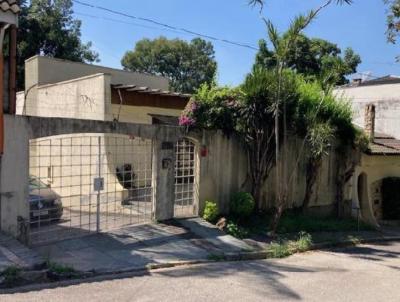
267,232,313,259
46,261,81,281
275,213,373,234
224,210,373,239
47,262,76,275
0,266,22,287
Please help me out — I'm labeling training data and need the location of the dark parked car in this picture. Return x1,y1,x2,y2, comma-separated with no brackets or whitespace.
29,176,63,223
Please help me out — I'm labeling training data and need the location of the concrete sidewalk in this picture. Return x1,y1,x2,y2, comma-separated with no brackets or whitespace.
32,219,255,273
0,233,43,272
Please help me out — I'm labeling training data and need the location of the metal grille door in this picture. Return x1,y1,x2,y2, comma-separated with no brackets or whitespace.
28,134,153,245
174,139,198,217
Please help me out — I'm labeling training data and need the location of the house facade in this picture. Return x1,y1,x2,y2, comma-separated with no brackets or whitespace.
336,77,400,226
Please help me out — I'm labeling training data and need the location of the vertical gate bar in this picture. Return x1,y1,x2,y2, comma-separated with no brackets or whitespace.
96,136,101,233
114,136,117,229
105,136,108,231
79,138,82,229
89,137,92,232
69,137,72,234
129,138,133,225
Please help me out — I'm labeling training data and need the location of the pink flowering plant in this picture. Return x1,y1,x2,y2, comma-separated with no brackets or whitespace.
179,84,244,136
179,99,198,127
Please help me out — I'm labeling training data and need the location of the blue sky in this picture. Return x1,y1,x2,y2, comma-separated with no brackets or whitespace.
73,0,400,86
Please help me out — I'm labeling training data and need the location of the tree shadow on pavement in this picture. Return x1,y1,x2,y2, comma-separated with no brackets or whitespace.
328,241,400,263
155,260,348,301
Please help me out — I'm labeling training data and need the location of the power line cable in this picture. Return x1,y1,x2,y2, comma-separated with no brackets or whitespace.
74,12,189,36
72,0,259,51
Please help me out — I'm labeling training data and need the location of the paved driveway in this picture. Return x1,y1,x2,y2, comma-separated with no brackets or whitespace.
2,241,400,301
32,218,252,273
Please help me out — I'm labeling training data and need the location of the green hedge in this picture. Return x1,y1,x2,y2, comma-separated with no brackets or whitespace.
230,192,255,218
382,177,400,220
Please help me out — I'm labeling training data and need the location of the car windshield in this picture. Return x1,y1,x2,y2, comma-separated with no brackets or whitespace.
29,176,48,191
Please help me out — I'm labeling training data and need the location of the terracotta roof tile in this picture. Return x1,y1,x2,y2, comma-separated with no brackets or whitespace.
368,138,400,155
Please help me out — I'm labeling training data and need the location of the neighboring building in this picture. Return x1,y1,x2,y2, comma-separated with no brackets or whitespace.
352,104,400,226
335,76,400,139
17,55,190,124
334,77,400,225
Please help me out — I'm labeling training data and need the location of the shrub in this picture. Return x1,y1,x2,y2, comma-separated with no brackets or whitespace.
203,201,219,223
382,177,400,220
226,221,249,239
230,192,255,218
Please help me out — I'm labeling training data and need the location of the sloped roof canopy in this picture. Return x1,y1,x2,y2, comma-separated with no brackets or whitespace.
367,132,400,156
0,0,19,25
111,84,191,110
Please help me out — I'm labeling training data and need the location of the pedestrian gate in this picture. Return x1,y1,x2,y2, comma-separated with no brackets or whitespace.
174,138,198,217
28,134,153,245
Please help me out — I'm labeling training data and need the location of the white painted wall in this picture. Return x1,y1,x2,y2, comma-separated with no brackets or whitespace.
23,73,111,121
335,84,400,139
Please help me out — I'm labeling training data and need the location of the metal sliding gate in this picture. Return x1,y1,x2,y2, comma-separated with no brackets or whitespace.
28,134,153,245
174,138,198,217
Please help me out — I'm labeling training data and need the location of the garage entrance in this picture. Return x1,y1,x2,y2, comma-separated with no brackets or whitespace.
28,134,153,246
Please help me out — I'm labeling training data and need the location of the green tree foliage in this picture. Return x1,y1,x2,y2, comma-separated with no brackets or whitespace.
385,0,400,60
180,72,358,210
254,36,361,86
121,37,217,94
18,0,99,90
294,80,355,210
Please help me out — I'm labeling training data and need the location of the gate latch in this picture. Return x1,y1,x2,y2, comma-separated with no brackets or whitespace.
94,177,104,191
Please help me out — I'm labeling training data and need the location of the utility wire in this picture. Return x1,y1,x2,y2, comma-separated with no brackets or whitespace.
72,0,259,51
73,1,400,76
74,12,189,36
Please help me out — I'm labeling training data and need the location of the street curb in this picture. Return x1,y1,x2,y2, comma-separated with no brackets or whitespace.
310,235,400,251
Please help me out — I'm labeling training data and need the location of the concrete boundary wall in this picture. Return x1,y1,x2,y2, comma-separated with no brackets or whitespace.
2,114,383,240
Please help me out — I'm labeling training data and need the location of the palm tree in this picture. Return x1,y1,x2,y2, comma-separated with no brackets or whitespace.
249,0,353,235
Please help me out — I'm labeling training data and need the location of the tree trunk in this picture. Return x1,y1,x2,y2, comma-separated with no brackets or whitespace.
269,190,287,236
252,179,262,209
302,158,322,212
335,148,359,217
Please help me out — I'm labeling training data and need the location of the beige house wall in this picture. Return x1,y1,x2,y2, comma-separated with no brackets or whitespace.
112,104,182,124
352,154,400,225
